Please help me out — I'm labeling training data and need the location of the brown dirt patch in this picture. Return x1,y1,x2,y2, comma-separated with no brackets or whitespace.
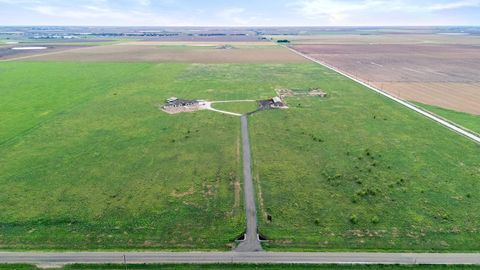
26,43,306,64
293,43,480,114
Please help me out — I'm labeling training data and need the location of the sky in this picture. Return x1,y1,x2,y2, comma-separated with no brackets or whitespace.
1,0,480,26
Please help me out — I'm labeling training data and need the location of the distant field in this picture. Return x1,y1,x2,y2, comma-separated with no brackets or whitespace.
415,102,480,135
292,43,480,115
249,64,480,251
24,43,306,64
0,45,92,61
268,34,480,45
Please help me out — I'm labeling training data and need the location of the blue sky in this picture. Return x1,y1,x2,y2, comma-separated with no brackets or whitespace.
1,0,480,26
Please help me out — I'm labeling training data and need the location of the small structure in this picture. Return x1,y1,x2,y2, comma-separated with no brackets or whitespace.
309,89,328,98
167,97,178,103
276,88,328,98
272,96,284,107
161,97,205,114
258,96,287,110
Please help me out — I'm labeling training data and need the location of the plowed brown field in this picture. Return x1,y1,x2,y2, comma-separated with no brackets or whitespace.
26,43,306,64
293,43,480,114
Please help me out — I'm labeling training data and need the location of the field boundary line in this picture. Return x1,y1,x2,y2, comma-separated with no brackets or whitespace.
286,46,480,144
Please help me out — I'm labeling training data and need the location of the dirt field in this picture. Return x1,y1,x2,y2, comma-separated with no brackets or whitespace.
0,45,91,61
25,43,306,63
293,43,480,114
272,34,480,45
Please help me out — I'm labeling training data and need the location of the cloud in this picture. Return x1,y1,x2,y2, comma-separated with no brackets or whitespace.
293,0,393,23
215,7,273,26
135,0,151,6
292,0,480,23
27,3,190,25
429,0,480,10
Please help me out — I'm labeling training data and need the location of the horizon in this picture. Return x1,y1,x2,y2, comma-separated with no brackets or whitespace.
1,0,480,27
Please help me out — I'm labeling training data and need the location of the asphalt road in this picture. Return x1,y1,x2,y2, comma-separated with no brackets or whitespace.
2,252,480,266
235,115,263,252
286,46,480,145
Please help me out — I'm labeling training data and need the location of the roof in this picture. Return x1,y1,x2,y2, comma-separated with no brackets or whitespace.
272,96,282,104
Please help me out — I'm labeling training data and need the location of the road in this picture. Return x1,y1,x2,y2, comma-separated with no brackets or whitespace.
2,252,480,266
286,46,480,145
235,115,263,252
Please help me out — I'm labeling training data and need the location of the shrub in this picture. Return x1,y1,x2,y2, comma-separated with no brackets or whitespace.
371,216,380,224
349,214,358,224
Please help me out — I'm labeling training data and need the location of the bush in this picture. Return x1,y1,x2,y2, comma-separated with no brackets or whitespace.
350,214,359,224
371,216,380,224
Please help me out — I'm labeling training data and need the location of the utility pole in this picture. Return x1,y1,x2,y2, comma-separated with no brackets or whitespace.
123,254,127,270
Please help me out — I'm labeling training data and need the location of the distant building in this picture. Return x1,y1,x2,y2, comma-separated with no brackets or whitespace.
167,97,178,103
163,97,199,109
258,96,286,109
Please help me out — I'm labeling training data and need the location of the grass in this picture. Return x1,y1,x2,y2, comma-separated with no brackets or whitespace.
1,61,480,251
248,64,480,251
212,102,259,115
0,62,246,250
413,102,480,135
3,264,480,270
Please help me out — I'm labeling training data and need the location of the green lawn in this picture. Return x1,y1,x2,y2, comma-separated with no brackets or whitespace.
3,264,480,270
212,101,259,115
413,102,480,135
248,65,480,251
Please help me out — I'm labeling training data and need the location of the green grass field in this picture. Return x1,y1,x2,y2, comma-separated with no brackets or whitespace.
1,59,480,251
212,101,259,115
0,62,249,250
248,66,480,251
3,264,480,270
414,102,480,135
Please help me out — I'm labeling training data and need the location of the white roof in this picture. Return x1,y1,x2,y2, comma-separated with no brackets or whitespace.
272,96,282,103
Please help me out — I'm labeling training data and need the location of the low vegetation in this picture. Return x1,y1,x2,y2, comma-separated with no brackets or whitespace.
249,64,480,251
1,58,479,252
0,62,246,250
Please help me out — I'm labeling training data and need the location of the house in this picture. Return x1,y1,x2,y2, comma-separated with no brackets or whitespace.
167,97,178,103
272,96,284,107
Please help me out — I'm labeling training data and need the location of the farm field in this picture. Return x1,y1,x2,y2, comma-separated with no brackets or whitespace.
0,62,253,250
415,102,480,135
2,264,480,270
1,42,480,252
269,34,480,45
0,44,94,61
291,39,480,115
248,64,480,251
23,42,305,63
